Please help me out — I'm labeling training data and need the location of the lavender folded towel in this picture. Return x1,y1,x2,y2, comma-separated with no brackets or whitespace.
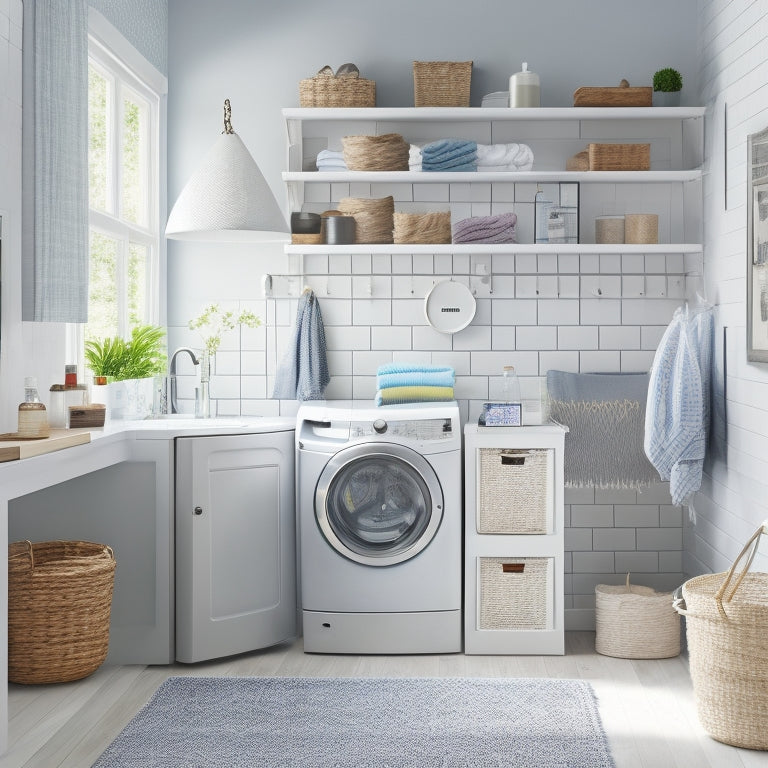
452,212,518,244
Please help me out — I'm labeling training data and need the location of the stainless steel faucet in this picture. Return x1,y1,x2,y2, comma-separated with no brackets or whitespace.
169,347,199,414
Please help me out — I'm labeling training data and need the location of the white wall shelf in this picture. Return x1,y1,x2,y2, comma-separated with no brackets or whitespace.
284,243,703,255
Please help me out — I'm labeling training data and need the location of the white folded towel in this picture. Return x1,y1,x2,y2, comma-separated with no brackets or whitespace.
316,149,348,171
475,142,534,171
409,144,422,171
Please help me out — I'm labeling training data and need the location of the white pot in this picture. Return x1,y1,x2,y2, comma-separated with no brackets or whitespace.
108,378,155,420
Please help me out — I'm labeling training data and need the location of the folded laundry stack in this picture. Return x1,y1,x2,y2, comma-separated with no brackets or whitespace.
375,363,455,406
420,139,478,172
476,142,534,171
316,149,348,171
452,212,518,244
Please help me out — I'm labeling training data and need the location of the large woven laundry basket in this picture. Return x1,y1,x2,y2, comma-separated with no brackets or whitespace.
8,540,116,684
675,523,768,750
595,573,680,659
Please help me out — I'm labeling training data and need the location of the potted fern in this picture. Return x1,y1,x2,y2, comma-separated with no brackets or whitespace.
652,68,683,107
84,325,167,420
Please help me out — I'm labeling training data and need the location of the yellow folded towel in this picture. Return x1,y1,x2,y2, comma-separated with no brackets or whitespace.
375,385,455,406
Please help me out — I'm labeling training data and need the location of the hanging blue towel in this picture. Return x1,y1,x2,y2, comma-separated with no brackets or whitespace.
644,305,714,506
272,289,330,401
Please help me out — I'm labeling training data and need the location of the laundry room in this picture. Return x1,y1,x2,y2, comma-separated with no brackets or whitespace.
1,0,768,765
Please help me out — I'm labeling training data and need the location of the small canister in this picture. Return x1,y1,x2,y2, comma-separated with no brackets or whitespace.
509,62,540,108
625,213,658,244
322,214,356,245
595,215,625,244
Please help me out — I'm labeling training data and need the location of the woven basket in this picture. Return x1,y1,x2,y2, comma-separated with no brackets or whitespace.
675,524,768,750
9,540,116,684
588,143,651,171
478,557,550,630
477,448,550,533
413,61,472,107
624,213,658,244
342,133,409,171
299,75,375,108
338,196,395,244
393,212,452,244
595,573,680,659
595,216,625,244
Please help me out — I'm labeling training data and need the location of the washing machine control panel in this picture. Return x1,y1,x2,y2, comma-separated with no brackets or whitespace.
350,418,453,442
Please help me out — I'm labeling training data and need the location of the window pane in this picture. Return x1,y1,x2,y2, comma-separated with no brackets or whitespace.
122,92,149,226
86,230,119,342
128,242,148,327
88,64,110,213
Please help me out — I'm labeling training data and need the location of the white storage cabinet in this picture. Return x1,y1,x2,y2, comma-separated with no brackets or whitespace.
464,423,567,654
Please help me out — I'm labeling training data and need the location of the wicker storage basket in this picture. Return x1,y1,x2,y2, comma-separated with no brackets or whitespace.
338,196,395,244
342,133,409,171
9,540,116,684
478,557,551,630
413,61,472,107
299,75,375,108
393,211,452,244
595,573,680,659
477,448,550,533
675,524,768,750
588,143,651,171
624,213,658,244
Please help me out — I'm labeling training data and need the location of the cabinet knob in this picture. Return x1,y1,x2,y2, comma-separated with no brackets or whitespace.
193,506,203,516
373,419,387,434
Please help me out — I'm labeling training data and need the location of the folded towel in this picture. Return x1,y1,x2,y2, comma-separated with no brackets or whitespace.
375,385,455,406
421,139,477,172
476,142,534,171
316,149,348,171
377,369,456,390
272,289,330,401
452,212,518,244
377,363,455,375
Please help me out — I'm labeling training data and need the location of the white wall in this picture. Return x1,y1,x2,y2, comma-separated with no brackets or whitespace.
691,1,768,574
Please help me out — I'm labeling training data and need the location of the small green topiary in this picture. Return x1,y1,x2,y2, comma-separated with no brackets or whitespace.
653,68,683,93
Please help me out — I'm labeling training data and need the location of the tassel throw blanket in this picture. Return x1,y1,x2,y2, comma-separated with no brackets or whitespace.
547,371,659,489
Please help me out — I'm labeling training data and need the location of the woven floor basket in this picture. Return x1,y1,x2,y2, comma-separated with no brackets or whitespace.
595,573,680,659
9,540,116,684
393,211,452,244
342,133,409,171
479,557,549,630
299,76,375,108
338,196,395,244
477,449,549,533
676,524,768,750
413,61,472,107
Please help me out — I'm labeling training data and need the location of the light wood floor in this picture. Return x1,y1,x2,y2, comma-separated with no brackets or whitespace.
3,632,767,768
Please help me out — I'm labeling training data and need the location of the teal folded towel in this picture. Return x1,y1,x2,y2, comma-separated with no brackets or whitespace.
378,363,455,375
377,370,456,389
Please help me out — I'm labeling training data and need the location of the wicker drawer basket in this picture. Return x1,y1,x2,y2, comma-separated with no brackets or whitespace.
477,448,551,533
588,143,651,171
478,557,552,630
595,574,680,659
413,61,472,107
299,76,375,108
9,540,116,684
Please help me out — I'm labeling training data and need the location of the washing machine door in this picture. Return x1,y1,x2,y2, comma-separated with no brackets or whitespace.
315,442,444,566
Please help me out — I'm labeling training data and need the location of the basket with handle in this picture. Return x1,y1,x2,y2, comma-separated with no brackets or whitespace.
8,540,116,684
674,522,768,749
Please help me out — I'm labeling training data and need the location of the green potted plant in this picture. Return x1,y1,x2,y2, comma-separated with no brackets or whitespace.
652,68,683,107
84,325,167,419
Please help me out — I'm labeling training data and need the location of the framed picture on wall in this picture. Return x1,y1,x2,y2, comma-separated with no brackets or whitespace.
747,126,768,362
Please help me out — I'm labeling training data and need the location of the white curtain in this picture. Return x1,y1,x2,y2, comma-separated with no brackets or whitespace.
23,0,89,322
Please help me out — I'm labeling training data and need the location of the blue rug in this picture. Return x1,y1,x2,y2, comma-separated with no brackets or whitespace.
93,676,615,768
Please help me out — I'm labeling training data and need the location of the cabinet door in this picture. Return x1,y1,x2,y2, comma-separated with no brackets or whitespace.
175,431,296,663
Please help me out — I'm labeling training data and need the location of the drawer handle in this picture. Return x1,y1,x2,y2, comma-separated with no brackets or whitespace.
501,455,525,466
502,563,525,574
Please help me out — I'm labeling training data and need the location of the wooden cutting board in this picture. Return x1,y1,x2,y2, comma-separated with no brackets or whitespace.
0,429,91,462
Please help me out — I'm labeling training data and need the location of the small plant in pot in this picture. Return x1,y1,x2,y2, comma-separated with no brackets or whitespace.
652,68,683,107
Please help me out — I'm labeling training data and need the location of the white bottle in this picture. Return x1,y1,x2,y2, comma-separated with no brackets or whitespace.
509,62,540,108
502,366,521,405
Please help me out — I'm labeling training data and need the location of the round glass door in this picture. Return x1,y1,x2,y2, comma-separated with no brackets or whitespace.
315,443,444,566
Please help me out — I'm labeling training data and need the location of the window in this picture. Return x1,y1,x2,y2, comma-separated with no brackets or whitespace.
86,29,163,343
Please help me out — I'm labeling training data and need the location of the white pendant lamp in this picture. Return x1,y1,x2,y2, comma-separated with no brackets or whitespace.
166,99,289,242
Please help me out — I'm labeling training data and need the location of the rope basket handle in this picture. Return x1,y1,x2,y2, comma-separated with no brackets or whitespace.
11,540,115,571
713,521,768,620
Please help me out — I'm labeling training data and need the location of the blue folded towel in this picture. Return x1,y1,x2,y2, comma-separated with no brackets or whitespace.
421,139,477,162
378,363,455,375
377,369,456,389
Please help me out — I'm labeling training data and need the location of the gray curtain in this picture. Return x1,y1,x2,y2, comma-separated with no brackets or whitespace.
22,0,89,322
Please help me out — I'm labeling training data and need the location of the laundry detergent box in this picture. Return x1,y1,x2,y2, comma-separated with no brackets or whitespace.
482,402,522,426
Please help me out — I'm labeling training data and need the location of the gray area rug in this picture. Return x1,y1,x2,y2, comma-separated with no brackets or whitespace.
93,676,615,768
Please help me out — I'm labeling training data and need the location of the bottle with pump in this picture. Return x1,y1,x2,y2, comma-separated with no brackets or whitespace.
509,62,540,108
18,377,50,438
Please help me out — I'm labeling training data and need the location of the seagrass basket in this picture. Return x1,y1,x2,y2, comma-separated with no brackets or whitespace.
624,213,658,244
588,143,650,170
342,133,409,171
299,75,375,108
9,540,116,684
338,196,395,244
675,524,768,750
478,557,551,630
595,573,680,659
413,61,472,107
393,211,452,244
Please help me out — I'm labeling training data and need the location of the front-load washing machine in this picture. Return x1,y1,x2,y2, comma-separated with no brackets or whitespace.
296,400,462,654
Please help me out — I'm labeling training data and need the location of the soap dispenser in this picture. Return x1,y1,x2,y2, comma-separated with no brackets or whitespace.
18,377,50,438
509,62,540,108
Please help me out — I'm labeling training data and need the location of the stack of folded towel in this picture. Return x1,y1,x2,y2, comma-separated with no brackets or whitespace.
316,149,348,171
476,143,534,171
453,212,518,244
420,139,477,172
375,363,455,406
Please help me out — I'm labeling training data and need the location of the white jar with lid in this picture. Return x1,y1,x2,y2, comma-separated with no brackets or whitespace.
509,62,540,107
